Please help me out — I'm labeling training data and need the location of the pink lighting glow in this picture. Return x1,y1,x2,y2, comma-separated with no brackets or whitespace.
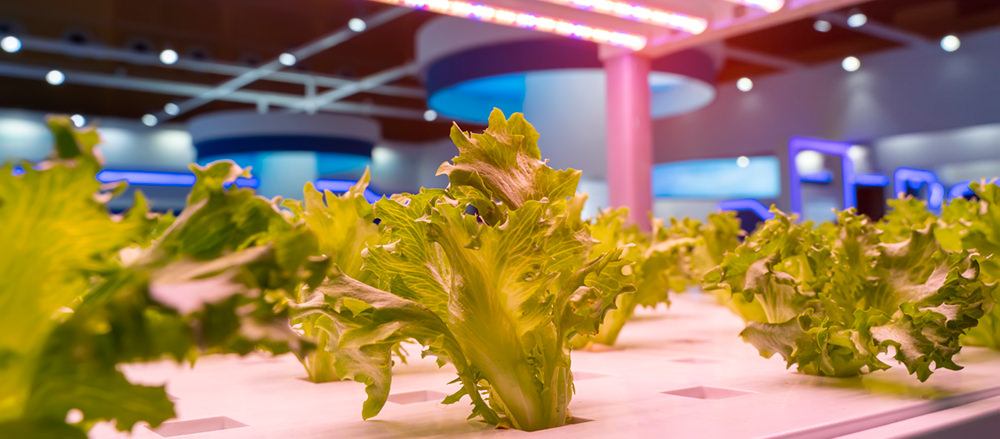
721,0,784,13
539,0,708,34
367,0,648,50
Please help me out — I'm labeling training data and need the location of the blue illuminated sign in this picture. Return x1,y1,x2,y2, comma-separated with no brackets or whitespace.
892,167,944,211
787,137,857,216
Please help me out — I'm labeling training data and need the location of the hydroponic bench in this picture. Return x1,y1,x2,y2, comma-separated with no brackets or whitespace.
90,293,1000,439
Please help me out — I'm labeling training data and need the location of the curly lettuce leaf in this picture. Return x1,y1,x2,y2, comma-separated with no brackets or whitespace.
0,118,142,423
283,170,382,382
710,209,993,381
309,110,633,431
1,123,328,439
438,108,580,215
940,181,1000,348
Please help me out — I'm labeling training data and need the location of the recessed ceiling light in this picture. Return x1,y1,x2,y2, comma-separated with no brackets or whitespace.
141,113,158,127
70,114,86,128
846,12,867,28
842,56,860,72
813,20,831,33
45,69,65,85
736,77,754,92
164,102,180,116
348,18,367,33
278,52,297,67
940,34,961,52
1,35,21,53
159,49,178,65
423,109,438,122
737,156,750,168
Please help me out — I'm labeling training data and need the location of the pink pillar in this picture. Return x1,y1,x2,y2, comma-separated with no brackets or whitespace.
604,52,653,231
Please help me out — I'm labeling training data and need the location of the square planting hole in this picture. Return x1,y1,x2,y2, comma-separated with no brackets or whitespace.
387,390,447,405
661,386,753,400
527,417,592,433
670,357,721,364
572,371,609,381
153,416,247,437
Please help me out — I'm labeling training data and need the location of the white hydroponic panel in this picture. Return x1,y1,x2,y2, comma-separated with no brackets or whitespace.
89,293,1000,439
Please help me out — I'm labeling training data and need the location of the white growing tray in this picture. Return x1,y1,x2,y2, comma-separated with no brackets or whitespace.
89,293,1000,439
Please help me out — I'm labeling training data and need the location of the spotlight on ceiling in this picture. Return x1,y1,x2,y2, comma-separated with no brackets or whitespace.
846,12,867,28
164,102,180,116
736,77,754,92
278,52,297,67
813,19,831,33
737,156,750,168
141,113,158,127
1,35,21,53
159,49,178,65
70,114,86,128
940,34,961,52
842,56,860,72
348,18,367,33
45,69,65,85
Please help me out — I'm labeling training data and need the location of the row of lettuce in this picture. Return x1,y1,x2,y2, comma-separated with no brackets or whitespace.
2,112,999,437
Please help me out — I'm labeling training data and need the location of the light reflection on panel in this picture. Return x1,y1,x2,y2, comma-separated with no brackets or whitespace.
652,156,779,199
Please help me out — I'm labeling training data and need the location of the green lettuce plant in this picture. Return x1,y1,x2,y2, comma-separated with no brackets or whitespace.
0,117,328,437
708,208,994,381
936,181,1000,348
294,109,633,431
282,171,382,382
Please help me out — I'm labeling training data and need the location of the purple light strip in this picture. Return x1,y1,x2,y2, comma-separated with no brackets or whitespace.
948,181,973,200
314,179,382,203
854,173,890,187
717,198,776,221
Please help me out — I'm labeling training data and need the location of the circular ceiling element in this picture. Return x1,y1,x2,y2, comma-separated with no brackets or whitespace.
417,17,718,125
188,110,381,160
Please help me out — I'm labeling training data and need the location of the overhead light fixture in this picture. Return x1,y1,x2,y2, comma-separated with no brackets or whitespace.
45,69,65,85
736,156,750,168
348,17,367,32
720,0,784,13
1,35,21,53
940,34,961,52
278,52,297,67
141,113,158,127
813,19,832,33
423,109,438,122
159,49,178,65
70,114,86,128
736,77,753,92
846,12,867,28
537,0,707,34
841,56,860,72
164,102,180,116
367,0,647,50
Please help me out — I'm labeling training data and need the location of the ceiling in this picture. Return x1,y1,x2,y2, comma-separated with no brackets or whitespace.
0,0,998,142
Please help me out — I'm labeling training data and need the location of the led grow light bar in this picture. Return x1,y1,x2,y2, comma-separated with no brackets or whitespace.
721,0,784,13
536,0,707,34
368,0,648,50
